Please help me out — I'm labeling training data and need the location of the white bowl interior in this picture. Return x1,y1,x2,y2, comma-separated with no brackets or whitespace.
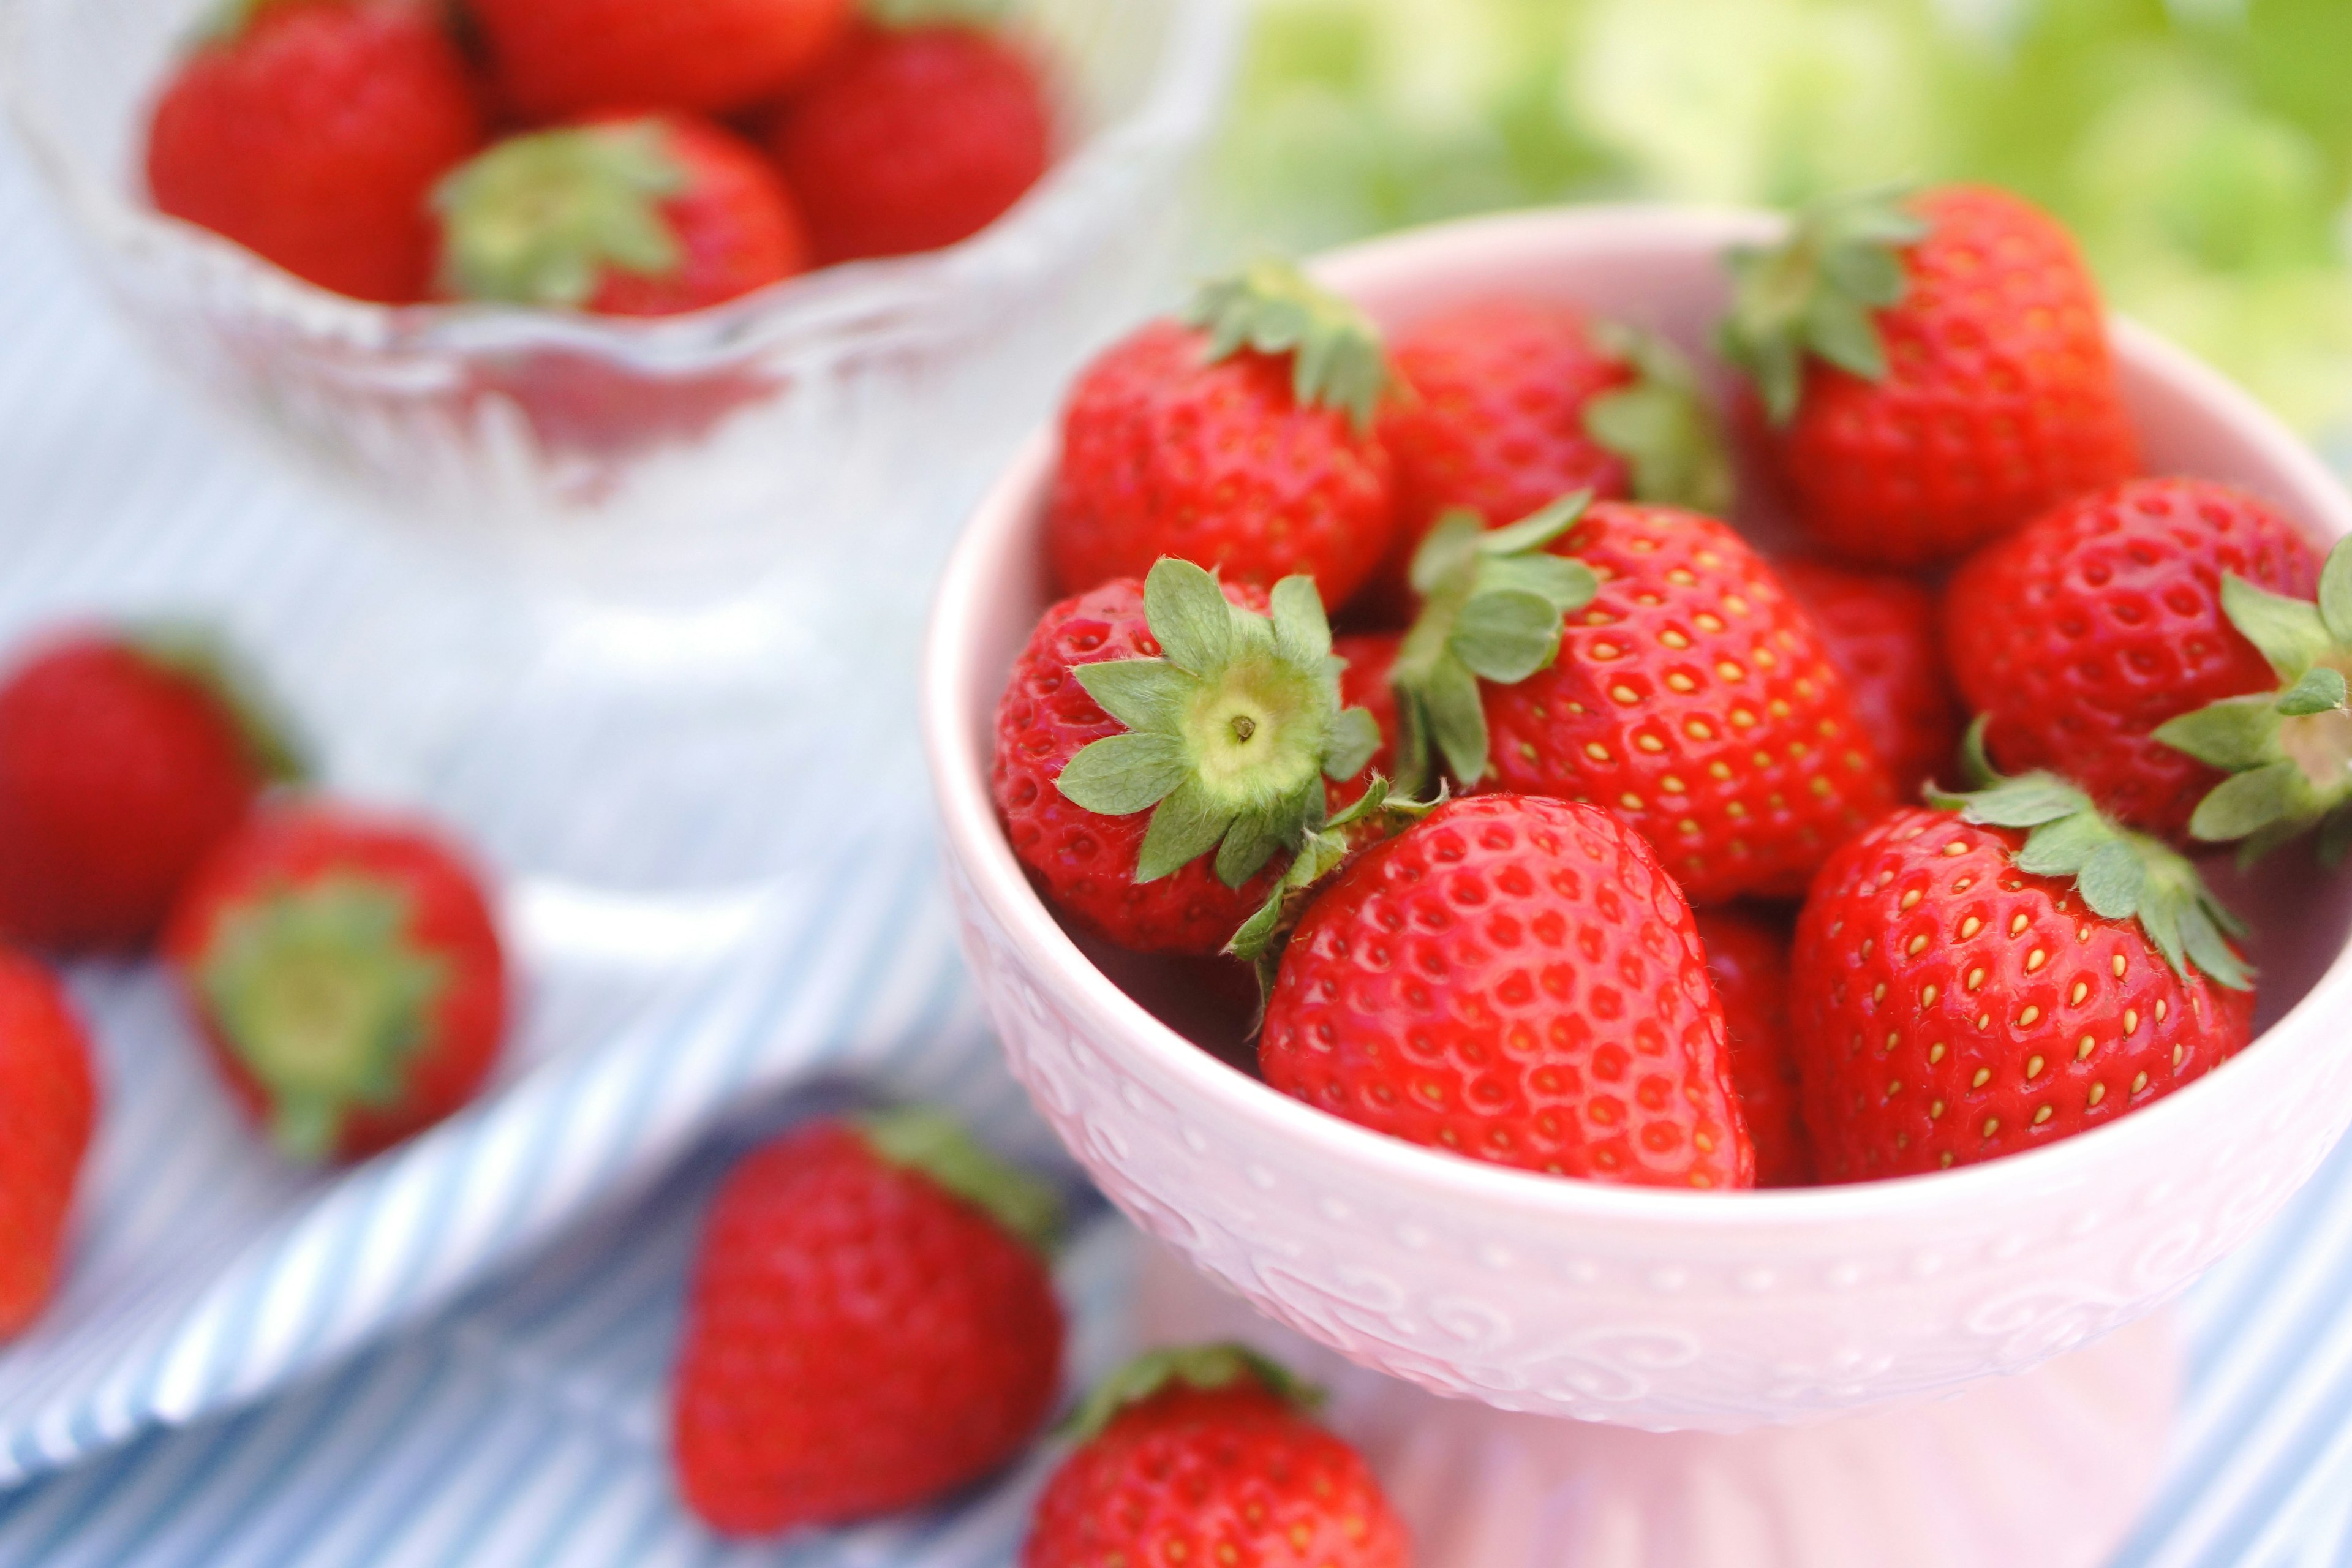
925,206,2352,1430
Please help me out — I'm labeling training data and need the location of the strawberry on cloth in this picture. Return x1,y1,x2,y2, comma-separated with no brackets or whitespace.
0,951,98,1340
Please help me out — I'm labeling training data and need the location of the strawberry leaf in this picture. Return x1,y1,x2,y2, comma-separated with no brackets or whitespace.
1058,1343,1323,1444
2152,698,2284,770
1719,185,1928,425
857,1106,1064,1254
2220,573,2332,680
1225,777,1439,1004
2320,536,2352,646
1182,259,1391,431
433,121,685,308
1582,322,1736,516
2278,666,2348,716
1054,732,1192,816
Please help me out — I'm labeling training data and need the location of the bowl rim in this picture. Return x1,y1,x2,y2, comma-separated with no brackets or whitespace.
0,0,1242,364
922,201,2352,1232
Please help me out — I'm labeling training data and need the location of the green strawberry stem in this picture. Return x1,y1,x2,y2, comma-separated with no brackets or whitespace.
1390,491,1599,793
1583,322,1736,516
1717,184,1929,425
856,1106,1064,1255
1182,258,1392,432
2154,535,2352,863
865,0,1014,24
1058,1342,1322,1444
198,875,450,1161
1928,719,2252,990
127,619,309,785
1224,775,1441,1008
432,121,685,309
1054,558,1379,890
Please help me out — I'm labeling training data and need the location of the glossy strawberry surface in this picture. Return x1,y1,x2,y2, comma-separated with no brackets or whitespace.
1773,185,2139,569
1694,907,1811,1188
1261,794,1753,1188
1776,557,1961,800
470,0,850,118
674,1121,1063,1535
1024,1382,1408,1568
994,578,1280,954
1943,477,2320,839
1480,503,1895,904
1790,807,2253,1181
1044,323,1398,610
0,952,97,1339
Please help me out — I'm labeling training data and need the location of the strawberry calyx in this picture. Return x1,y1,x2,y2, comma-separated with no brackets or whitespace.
1181,258,1391,432
1583,322,1735,516
1928,720,2253,990
432,121,685,308
1225,775,1441,1001
1054,558,1380,891
865,0,1013,24
126,619,310,785
1058,1342,1322,1444
854,1105,1065,1255
197,873,450,1161
2154,535,2352,862
1718,184,1929,425
1390,491,1599,792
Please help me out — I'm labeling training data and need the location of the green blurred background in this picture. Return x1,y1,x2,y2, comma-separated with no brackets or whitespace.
1204,0,2352,458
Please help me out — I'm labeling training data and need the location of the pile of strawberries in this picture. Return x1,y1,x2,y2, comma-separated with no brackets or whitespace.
994,184,2352,1194
0,623,508,1336
143,0,1054,311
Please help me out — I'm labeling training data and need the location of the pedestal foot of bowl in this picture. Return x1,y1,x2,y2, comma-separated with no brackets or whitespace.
1136,1243,2179,1568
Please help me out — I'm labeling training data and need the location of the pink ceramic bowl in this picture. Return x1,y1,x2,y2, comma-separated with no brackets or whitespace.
922,206,2352,1434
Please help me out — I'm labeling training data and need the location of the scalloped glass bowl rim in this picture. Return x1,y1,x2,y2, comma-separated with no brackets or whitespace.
922,202,2352,1234
0,0,1243,369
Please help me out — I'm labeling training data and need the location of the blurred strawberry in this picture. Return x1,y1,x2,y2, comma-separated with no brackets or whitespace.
0,952,97,1340
0,626,303,954
673,1109,1065,1535
165,804,505,1162
434,114,809,316
1324,632,1401,811
765,19,1051,265
145,0,488,304
1721,185,2138,569
1776,558,1961,799
469,0,852,119
1693,908,1810,1187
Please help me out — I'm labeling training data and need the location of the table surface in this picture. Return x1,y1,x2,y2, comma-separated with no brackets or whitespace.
1,135,2350,1568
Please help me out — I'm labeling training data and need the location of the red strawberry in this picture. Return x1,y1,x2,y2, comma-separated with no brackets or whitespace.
1256,794,1754,1188
0,952,97,1340
1776,557,1961,799
1025,1344,1409,1568
1694,908,1811,1188
1324,632,1401,811
673,1109,1065,1536
1944,478,2320,840
468,0,851,119
434,114,808,316
1790,772,2253,1181
1045,260,1399,610
1721,185,2139,569
995,560,1379,956
145,0,488,304
1367,300,1731,617
0,627,303,954
764,21,1051,265
164,803,505,1162
1393,498,1894,904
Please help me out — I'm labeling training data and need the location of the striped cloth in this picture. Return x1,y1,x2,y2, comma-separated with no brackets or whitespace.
5,134,2352,1568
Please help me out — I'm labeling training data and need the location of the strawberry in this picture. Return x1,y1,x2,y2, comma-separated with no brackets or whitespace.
0,952,98,1340
1776,557,1961,799
1324,632,1401,812
164,803,505,1162
1721,185,2139,569
434,114,809,315
1025,1344,1409,1568
1045,260,1399,611
1367,300,1732,617
995,560,1378,956
1391,496,1894,904
1789,753,2253,1181
145,0,488,304
1694,908,1811,1187
764,19,1051,265
673,1109,1065,1536
1943,478,2321,842
0,627,304,954
468,0,851,119
1254,793,1754,1188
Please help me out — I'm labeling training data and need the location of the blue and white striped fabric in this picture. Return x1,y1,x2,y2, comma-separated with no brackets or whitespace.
8,124,2352,1568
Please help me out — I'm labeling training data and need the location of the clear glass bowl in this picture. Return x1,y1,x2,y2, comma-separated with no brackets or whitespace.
0,0,1240,600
